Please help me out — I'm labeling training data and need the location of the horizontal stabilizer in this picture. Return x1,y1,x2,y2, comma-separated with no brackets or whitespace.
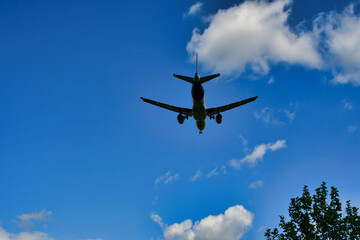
173,74,194,84
200,73,220,84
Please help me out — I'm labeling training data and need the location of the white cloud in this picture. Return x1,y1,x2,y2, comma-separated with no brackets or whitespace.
229,140,286,168
249,180,264,189
155,172,180,186
254,107,282,125
279,102,298,122
348,125,357,133
152,196,159,205
281,108,296,121
255,103,298,124
16,210,52,222
184,2,203,18
239,135,248,146
206,167,219,178
269,140,287,151
206,165,226,178
0,226,53,240
186,1,360,86
15,210,52,230
0,227,11,240
151,214,165,228
187,0,322,77
191,170,202,182
239,135,250,152
153,205,254,240
228,160,239,169
221,165,227,175
1,214,102,240
343,99,353,110
165,174,180,184
267,77,275,84
314,4,360,86
331,72,360,86
155,171,171,185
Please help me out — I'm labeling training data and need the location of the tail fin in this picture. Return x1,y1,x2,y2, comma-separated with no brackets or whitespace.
196,53,198,74
200,73,220,84
173,74,194,84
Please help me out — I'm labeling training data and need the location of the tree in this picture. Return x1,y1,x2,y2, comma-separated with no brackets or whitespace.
265,182,360,239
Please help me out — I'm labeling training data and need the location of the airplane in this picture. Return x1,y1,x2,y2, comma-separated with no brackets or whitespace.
140,55,258,134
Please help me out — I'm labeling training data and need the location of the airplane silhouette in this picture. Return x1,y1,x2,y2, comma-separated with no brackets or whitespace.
141,55,258,134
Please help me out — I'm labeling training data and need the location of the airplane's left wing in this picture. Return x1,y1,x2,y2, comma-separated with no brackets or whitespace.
206,96,258,116
140,97,193,116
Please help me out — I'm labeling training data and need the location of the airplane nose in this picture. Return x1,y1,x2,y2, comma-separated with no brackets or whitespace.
196,120,206,131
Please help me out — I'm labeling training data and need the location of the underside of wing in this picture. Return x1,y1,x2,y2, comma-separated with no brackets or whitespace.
206,96,258,116
140,97,193,116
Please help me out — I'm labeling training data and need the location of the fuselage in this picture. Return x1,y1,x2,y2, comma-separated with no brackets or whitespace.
191,73,206,131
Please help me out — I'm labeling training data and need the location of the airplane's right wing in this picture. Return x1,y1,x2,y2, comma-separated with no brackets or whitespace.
206,96,258,116
140,97,193,116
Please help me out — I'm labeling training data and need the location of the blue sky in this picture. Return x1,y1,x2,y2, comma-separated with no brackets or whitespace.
0,0,359,239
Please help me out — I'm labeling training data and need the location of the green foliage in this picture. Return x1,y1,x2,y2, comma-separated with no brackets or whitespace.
265,182,360,239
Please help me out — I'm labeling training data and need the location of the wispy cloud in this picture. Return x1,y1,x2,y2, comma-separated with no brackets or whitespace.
0,226,53,240
343,99,353,110
2,213,102,240
267,77,275,84
155,171,171,185
15,209,52,230
152,205,253,240
221,165,227,175
206,165,226,178
155,171,180,186
348,125,357,133
184,2,203,18
281,109,295,121
0,223,102,240
254,107,282,125
279,102,299,122
191,170,202,182
206,167,219,178
165,174,179,184
229,140,287,168
255,103,298,124
239,135,248,146
239,135,250,152
249,180,264,189
152,196,159,205
151,213,165,228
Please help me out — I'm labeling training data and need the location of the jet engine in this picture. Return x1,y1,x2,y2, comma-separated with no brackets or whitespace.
216,113,222,124
177,113,185,124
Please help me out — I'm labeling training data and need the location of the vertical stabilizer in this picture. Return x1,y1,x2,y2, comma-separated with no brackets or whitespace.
196,53,198,74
